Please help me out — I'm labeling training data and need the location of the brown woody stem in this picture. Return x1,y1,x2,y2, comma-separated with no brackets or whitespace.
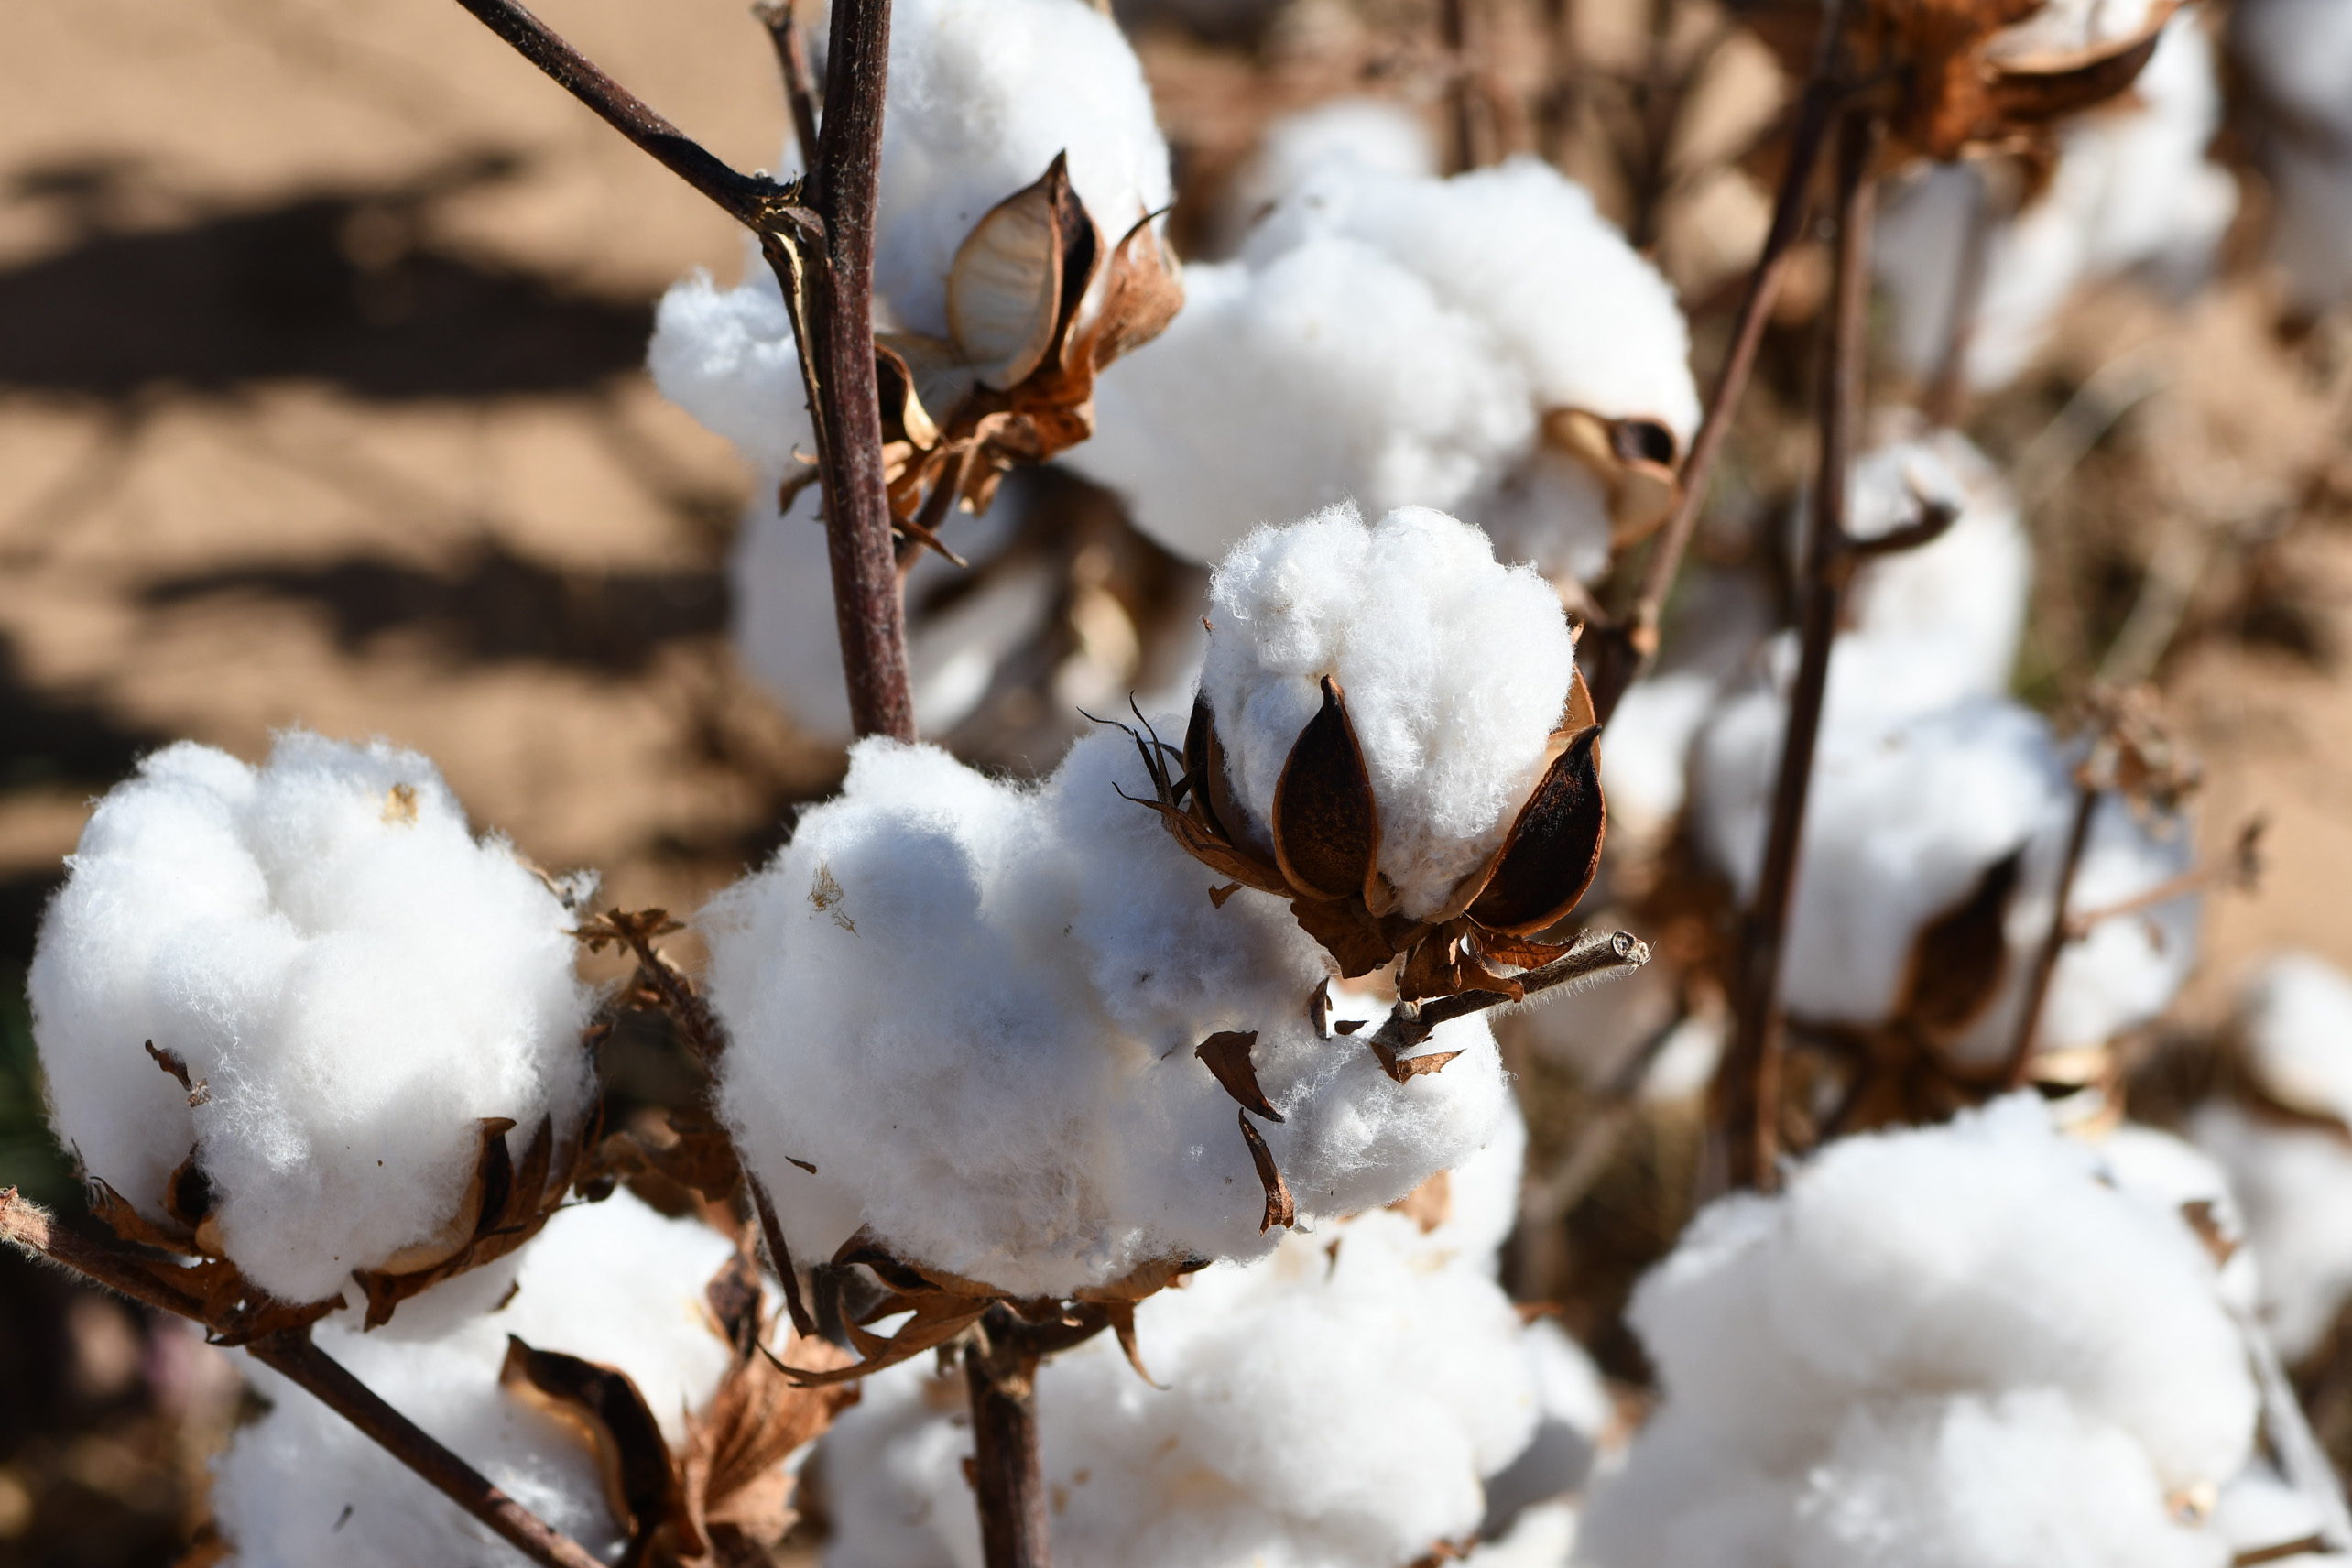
1720,105,1879,1192
1374,928,1651,1051
447,0,916,742
754,1,824,172
2001,779,2099,1090
0,1189,603,1568
1590,0,1851,723
965,1304,1051,1568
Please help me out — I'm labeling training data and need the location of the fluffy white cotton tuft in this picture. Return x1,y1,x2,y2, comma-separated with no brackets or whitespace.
1578,1097,2259,1568
212,1191,742,1567
1201,505,1579,917
1215,98,1439,253
2233,0,2352,311
822,1110,1607,1568
1068,155,1693,581
29,732,595,1305
2194,953,2352,1358
1875,15,2237,391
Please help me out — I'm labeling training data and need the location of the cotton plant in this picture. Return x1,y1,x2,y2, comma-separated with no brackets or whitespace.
649,0,1179,735
1574,1096,2318,1568
706,504,1625,1345
26,731,598,1323
212,1189,854,1568
1063,133,1699,592
818,1104,1619,1568
1873,11,2238,393
2194,953,2352,1361
2230,0,2352,317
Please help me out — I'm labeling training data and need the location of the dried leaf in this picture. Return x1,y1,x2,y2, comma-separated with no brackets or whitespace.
144,1040,209,1105
1334,1018,1367,1036
1195,1030,1281,1122
1237,1110,1295,1234
1207,881,1242,909
573,908,685,953
1083,210,1184,370
872,338,946,450
949,153,1086,391
1271,676,1381,904
1368,1041,1465,1083
502,1335,680,1555
1308,978,1333,1038
1900,848,2024,1040
1468,727,1606,935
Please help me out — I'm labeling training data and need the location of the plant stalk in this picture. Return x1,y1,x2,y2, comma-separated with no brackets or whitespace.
2001,779,2099,1089
754,1,824,172
965,1305,1051,1568
1719,104,1879,1191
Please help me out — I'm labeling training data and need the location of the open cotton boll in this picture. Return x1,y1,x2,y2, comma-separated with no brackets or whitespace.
1578,1097,2259,1568
1199,505,1577,919
2233,0,2352,311
1875,15,2236,391
212,1191,740,1567
1071,157,1693,580
28,732,594,1305
824,1188,1582,1568
648,245,814,479
708,720,1509,1298
2193,953,2352,1358
1214,97,1439,255
875,0,1171,342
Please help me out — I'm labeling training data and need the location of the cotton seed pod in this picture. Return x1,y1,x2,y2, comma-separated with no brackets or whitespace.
1117,659,1606,1004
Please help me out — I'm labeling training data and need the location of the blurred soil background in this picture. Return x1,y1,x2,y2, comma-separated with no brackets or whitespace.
0,0,2349,1561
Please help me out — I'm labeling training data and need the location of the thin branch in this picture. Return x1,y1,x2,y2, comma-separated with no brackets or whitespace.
1720,104,1880,1192
753,1,823,174
748,1174,820,1341
965,1304,1052,1568
2001,779,2099,1090
1373,928,1652,1052
0,1189,604,1568
1920,165,1994,428
445,0,792,229
1588,0,1853,723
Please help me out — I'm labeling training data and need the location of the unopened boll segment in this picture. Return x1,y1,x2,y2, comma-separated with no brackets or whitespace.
1578,1098,2259,1568
1875,15,2236,391
1071,154,1693,579
822,1142,1602,1568
212,1192,739,1567
2194,953,2352,1359
1200,505,1578,920
28,732,594,1305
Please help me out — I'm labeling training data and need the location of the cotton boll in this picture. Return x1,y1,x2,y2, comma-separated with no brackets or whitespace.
212,1192,740,1567
1580,1099,2259,1568
29,732,595,1305
1216,97,1439,255
1199,505,1577,919
708,721,1509,1298
876,0,1171,342
2237,953,2352,1124
823,1203,1569,1568
1598,568,1778,851
2233,0,2352,312
1874,15,2236,391
648,246,814,478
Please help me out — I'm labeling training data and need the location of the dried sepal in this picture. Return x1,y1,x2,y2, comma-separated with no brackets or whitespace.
1271,677,1382,905
1466,726,1606,935
145,1040,209,1106
1196,1029,1281,1121
1899,847,2025,1042
1541,408,1684,545
1368,1041,1465,1083
948,153,1087,392
502,1335,681,1562
1237,1110,1296,1234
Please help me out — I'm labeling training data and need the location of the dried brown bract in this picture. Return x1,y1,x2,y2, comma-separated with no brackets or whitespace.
874,153,1183,557
1111,667,1606,1006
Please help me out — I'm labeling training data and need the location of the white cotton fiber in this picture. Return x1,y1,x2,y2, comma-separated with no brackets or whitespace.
2233,0,2352,311
708,507,1585,1294
1215,98,1439,254
1069,155,1693,581
822,1123,1605,1568
648,241,815,479
1875,15,2237,391
1577,1097,2259,1568
2194,953,2352,1359
1692,689,2196,1060
1201,505,1579,917
212,1191,743,1568
28,732,595,1305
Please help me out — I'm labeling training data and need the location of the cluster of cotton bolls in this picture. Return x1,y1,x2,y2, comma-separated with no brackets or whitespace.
1874,11,2238,392
820,1103,1617,1568
1680,424,2198,1073
1575,1095,2320,1568
648,0,1171,735
2230,0,2352,317
708,504,1582,1297
1069,119,1698,587
27,731,595,1306
211,1191,746,1567
2194,954,2352,1361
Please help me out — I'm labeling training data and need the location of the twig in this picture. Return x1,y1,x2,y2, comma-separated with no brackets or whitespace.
748,1174,820,1341
1919,165,1994,429
1588,0,1852,723
0,1189,604,1568
1371,929,1652,1053
1720,104,1881,1192
2065,817,2262,937
2001,779,2099,1090
753,1,823,172
444,0,791,229
964,1304,1052,1568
